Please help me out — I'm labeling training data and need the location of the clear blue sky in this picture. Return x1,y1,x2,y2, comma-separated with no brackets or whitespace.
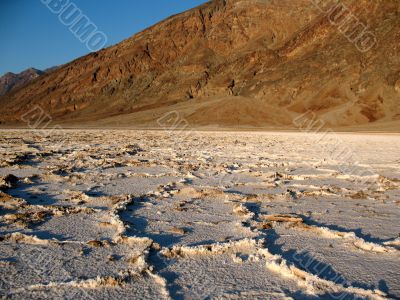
0,0,206,76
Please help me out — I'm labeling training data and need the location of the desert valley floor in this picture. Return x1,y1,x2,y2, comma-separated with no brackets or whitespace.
0,130,399,299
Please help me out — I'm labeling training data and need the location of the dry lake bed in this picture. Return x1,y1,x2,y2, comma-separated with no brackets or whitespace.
0,130,399,299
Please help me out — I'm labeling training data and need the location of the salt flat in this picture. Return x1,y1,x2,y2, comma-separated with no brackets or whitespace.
0,130,399,299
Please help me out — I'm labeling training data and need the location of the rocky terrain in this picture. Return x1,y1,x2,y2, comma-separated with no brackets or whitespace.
0,68,45,97
0,130,399,298
0,0,399,130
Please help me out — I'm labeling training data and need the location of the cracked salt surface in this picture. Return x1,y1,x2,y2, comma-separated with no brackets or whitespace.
0,130,399,299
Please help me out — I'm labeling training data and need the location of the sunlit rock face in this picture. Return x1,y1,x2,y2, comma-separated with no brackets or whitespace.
0,0,399,130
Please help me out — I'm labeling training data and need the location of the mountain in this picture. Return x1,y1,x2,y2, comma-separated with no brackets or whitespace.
0,68,44,96
0,0,399,130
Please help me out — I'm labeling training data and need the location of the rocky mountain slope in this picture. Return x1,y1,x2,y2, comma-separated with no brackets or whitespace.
0,68,44,96
0,0,399,130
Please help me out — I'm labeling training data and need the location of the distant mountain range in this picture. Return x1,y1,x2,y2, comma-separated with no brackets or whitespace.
0,0,399,130
0,65,61,97
0,68,45,96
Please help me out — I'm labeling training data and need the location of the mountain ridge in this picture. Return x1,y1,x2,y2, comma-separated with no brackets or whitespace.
0,0,399,130
0,68,45,96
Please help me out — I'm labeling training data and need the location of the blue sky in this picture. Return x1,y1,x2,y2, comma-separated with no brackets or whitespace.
0,0,206,76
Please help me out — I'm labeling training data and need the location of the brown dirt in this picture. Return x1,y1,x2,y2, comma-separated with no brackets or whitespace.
0,0,399,131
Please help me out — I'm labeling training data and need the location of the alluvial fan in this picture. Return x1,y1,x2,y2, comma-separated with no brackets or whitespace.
0,0,399,130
